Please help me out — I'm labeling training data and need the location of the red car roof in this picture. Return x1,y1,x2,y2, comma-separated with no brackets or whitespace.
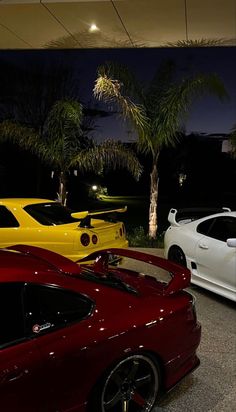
0,249,60,280
0,245,81,281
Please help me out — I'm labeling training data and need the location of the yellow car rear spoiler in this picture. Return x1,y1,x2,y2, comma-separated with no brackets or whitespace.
71,206,127,220
71,206,127,228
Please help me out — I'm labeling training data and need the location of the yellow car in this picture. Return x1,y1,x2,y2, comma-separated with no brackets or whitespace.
0,198,128,261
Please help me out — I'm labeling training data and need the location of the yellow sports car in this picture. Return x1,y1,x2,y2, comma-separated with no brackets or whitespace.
0,198,128,261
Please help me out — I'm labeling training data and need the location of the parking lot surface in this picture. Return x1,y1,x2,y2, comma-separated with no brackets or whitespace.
127,249,236,412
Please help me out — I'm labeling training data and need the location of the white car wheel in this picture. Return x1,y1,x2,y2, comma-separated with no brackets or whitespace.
168,246,187,267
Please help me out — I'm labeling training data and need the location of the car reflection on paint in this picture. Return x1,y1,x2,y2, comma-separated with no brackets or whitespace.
0,245,201,412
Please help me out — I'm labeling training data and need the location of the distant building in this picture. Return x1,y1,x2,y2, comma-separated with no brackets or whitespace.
194,133,231,153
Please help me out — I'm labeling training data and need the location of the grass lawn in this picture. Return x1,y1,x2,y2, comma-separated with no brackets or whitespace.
85,195,166,247
87,195,149,230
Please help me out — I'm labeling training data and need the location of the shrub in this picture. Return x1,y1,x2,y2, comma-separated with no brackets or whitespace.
127,226,164,248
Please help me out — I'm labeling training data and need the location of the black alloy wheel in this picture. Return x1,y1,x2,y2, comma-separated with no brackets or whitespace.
100,354,160,412
168,246,187,267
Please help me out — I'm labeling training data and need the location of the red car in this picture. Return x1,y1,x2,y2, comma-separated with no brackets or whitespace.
0,245,201,412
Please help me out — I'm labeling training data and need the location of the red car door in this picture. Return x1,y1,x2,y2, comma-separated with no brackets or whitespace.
0,342,45,412
24,283,96,412
0,283,45,412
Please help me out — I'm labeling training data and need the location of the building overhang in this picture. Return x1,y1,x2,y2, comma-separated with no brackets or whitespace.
0,0,235,50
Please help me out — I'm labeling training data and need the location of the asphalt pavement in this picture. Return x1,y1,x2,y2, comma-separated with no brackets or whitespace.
126,248,236,412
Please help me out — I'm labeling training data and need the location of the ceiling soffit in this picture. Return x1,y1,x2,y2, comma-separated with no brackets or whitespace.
0,0,235,49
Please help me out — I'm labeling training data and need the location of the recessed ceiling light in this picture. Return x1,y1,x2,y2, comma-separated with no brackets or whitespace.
89,24,99,32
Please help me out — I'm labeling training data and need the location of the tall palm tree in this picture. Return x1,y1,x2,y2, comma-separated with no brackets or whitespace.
0,100,141,205
0,59,81,195
94,60,227,238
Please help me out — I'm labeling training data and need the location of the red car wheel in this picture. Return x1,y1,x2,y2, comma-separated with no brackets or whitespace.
90,354,160,412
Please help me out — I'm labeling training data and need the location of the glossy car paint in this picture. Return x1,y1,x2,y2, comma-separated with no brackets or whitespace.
0,246,201,412
164,210,236,301
0,198,128,260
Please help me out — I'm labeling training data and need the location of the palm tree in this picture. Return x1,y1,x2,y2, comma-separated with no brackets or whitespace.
230,124,236,158
0,100,142,205
94,60,227,238
0,59,82,195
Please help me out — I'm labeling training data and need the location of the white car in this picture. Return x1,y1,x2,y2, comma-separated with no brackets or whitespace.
164,208,236,302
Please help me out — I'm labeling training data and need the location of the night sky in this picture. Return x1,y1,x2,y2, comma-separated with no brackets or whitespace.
0,46,236,142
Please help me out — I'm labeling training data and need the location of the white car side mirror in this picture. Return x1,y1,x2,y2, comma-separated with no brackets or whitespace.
227,238,236,248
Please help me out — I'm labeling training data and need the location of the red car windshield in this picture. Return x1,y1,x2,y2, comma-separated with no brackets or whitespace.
24,203,80,226
80,268,138,295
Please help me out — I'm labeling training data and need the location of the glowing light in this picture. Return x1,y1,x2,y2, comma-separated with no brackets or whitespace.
92,185,98,191
89,24,99,32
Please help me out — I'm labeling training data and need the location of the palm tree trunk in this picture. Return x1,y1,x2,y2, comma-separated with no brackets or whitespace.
57,171,67,206
148,160,159,239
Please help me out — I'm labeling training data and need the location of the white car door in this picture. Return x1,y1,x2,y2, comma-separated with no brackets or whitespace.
195,216,236,299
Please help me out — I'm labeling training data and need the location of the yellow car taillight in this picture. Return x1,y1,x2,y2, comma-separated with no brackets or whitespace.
92,234,98,244
80,233,90,246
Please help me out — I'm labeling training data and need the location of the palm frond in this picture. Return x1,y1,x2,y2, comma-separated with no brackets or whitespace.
0,119,61,167
42,100,84,168
97,62,145,102
165,38,236,47
1,119,57,166
0,120,41,151
152,73,228,148
94,74,149,139
146,59,176,110
70,139,142,181
45,30,135,49
45,100,83,140
0,100,84,170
